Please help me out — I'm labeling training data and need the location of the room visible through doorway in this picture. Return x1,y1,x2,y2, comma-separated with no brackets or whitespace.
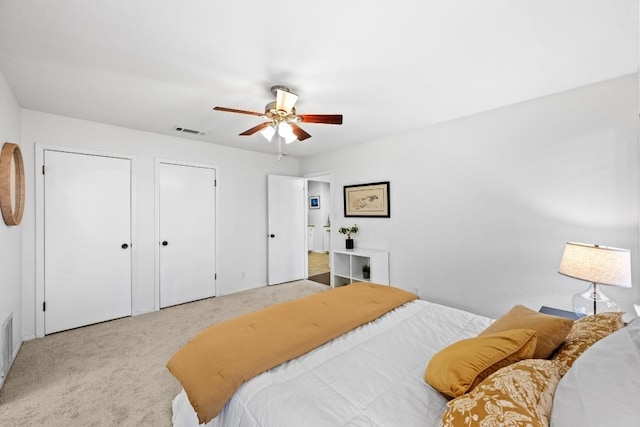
308,252,330,285
307,174,331,286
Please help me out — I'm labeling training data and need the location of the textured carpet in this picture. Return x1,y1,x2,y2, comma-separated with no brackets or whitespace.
308,272,331,286
0,280,327,427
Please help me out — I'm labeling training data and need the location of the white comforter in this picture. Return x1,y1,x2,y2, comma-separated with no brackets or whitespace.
172,299,493,427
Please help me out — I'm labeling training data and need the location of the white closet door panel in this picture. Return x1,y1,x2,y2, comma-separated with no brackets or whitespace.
159,163,216,308
44,150,132,334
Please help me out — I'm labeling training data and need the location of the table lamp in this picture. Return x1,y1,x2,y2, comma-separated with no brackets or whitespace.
558,242,632,315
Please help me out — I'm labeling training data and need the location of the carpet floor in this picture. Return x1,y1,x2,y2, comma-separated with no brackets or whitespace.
0,280,327,427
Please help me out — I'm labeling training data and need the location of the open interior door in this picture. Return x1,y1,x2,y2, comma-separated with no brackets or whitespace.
267,175,306,285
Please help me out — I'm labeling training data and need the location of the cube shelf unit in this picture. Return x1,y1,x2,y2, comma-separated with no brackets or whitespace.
331,248,389,287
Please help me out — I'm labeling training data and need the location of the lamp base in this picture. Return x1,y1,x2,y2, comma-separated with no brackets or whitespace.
572,283,620,316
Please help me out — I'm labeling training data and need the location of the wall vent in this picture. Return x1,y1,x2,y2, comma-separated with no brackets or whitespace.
172,126,207,136
1,314,13,382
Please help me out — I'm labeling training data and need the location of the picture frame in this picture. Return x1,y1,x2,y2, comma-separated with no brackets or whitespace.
309,195,320,209
343,181,390,218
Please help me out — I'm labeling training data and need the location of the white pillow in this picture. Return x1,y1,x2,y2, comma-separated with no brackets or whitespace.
551,317,640,427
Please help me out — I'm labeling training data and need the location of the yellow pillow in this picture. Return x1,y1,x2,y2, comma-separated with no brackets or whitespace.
551,311,624,376
424,329,537,398
479,305,573,358
441,359,561,427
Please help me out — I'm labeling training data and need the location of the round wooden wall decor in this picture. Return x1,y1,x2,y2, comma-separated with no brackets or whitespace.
0,142,25,226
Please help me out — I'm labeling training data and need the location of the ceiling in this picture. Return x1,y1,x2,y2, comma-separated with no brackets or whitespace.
0,1,637,158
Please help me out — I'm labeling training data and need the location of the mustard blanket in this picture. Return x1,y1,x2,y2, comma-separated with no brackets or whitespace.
166,282,417,424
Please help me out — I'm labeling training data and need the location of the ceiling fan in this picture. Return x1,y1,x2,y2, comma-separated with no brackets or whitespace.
213,85,343,144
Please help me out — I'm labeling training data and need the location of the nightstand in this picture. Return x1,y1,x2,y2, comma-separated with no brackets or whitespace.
539,306,585,320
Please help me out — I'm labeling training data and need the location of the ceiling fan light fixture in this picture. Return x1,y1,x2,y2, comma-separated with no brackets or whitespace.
275,89,298,114
278,122,297,144
213,84,343,150
260,124,276,142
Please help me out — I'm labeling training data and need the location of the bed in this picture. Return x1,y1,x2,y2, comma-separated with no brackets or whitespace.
167,283,640,427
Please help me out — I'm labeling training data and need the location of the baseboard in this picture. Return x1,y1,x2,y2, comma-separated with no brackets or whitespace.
12,339,22,362
132,309,156,317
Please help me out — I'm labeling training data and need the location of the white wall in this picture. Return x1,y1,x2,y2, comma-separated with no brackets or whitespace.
301,74,639,320
20,110,299,339
0,71,22,380
9,73,640,340
307,181,330,252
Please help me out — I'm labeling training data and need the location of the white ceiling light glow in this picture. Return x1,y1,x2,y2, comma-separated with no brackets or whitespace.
278,123,297,144
259,124,276,142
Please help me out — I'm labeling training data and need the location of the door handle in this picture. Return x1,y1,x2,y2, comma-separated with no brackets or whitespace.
269,234,275,238
161,241,168,246
121,243,129,249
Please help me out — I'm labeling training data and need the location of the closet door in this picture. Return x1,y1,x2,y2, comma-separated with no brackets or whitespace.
158,162,216,308
44,150,132,334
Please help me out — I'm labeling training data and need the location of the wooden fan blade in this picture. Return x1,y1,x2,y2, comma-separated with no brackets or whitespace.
290,123,312,141
213,106,264,117
240,122,272,136
275,89,298,113
298,114,343,125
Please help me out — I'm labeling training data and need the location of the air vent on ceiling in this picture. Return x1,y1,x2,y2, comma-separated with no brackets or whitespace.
172,126,207,136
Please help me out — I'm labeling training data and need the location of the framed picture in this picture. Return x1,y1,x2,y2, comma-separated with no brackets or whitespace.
343,181,390,218
309,195,320,209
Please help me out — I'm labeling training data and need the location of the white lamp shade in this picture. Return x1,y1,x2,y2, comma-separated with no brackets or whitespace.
275,89,298,114
558,242,632,288
278,122,297,144
259,124,276,142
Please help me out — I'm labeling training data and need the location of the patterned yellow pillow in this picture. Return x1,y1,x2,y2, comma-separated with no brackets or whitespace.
550,312,624,376
441,359,561,427
425,329,537,398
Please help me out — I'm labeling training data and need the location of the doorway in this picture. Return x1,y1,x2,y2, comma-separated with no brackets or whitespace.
306,174,331,286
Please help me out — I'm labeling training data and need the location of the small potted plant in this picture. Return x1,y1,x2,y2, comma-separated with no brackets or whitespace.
338,224,358,249
362,263,370,279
